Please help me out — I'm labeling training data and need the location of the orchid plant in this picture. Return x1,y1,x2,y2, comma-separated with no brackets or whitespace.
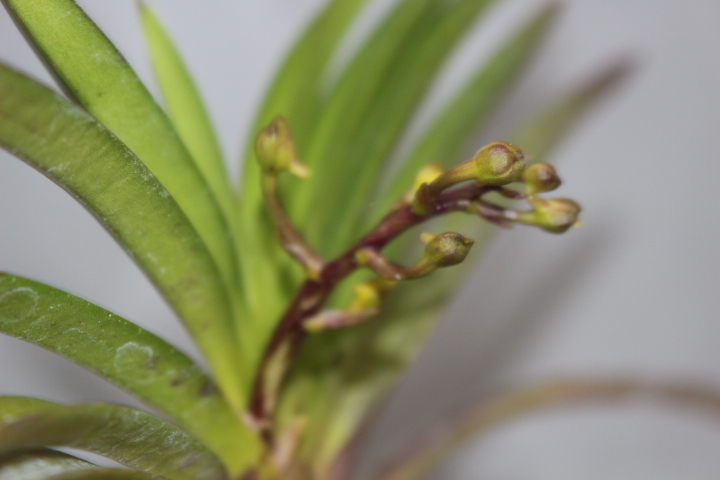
2,1,714,480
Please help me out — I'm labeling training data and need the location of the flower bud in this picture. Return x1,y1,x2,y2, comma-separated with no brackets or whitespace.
423,232,474,267
519,198,582,233
255,115,309,178
472,142,526,186
522,162,561,195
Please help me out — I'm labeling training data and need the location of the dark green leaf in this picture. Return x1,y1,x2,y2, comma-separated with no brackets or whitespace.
3,0,237,288
0,65,249,416
0,449,95,480
0,397,227,480
0,273,257,475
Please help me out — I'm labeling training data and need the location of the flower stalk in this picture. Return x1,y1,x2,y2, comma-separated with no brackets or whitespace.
248,117,582,453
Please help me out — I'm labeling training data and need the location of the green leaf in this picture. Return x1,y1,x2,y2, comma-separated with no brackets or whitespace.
511,59,633,163
305,0,499,256
235,0,371,384
0,397,226,480
0,273,257,475
139,4,233,223
366,380,720,480
0,65,250,416
278,4,558,467
48,470,166,480
288,0,437,242
379,4,560,217
0,449,95,480
2,0,237,289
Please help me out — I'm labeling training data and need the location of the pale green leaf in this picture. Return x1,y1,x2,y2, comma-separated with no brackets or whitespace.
0,449,95,480
380,4,560,216
2,0,237,289
235,0,372,386
288,0,437,241
139,4,233,222
309,0,499,256
0,273,255,475
0,65,251,417
0,397,226,480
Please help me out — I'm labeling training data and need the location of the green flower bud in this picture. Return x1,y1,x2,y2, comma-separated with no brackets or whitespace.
423,232,475,267
519,198,582,233
472,141,526,186
255,115,309,178
522,162,561,195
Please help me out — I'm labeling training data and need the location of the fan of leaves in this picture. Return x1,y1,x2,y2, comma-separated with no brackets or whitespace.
0,1,646,479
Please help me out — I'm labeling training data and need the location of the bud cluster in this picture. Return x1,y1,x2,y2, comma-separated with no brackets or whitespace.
250,119,582,437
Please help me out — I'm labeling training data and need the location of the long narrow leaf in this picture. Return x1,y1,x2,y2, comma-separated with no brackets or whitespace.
235,0,372,383
2,0,237,289
280,4,557,466
379,4,559,218
0,273,255,474
0,397,226,480
0,449,95,480
139,4,233,222
288,0,436,237
0,65,250,419
49,470,165,480
367,380,720,480
317,0,498,255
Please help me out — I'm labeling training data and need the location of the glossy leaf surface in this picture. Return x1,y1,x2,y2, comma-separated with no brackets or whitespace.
0,449,95,480
0,64,249,417
0,273,255,474
3,0,237,288
0,397,227,480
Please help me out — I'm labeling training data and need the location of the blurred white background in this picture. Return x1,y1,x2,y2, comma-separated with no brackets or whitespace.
1,1,720,479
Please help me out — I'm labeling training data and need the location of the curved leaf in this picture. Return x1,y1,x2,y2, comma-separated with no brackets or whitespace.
49,470,165,480
288,0,436,239
308,0,498,256
236,0,372,384
0,273,257,475
0,397,227,480
0,65,248,415
2,0,237,288
279,4,558,467
380,4,560,216
139,4,232,222
367,380,720,480
0,449,95,480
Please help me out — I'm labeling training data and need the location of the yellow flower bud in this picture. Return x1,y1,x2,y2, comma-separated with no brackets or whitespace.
423,232,474,267
472,141,526,186
522,162,561,195
255,115,309,178
519,198,582,233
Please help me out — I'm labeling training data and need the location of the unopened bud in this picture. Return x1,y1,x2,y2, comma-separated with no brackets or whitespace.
413,163,444,192
519,198,582,233
472,142,526,186
423,232,474,267
522,163,561,195
255,115,309,178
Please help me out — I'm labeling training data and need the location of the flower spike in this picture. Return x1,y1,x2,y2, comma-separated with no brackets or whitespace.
412,142,526,214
